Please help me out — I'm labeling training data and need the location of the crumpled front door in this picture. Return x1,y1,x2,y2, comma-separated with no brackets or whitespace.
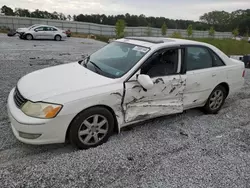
123,74,186,123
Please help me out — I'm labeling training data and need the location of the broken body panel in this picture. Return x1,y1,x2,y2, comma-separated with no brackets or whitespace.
123,75,186,122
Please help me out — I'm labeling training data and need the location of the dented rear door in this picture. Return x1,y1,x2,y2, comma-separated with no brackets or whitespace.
123,74,186,123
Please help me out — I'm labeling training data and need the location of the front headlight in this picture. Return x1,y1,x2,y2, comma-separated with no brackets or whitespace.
21,101,62,119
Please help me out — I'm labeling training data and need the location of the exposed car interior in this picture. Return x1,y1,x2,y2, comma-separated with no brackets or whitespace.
141,49,178,77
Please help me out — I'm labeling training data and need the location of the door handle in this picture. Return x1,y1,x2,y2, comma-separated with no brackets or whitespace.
212,74,216,77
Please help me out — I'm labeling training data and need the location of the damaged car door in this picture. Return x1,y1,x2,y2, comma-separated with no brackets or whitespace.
123,48,186,123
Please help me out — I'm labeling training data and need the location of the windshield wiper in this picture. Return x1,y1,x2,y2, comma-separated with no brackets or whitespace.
78,56,89,67
81,56,103,74
88,61,103,73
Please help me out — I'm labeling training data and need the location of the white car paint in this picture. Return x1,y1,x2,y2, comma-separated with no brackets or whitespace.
7,37,245,145
22,25,67,40
229,55,244,62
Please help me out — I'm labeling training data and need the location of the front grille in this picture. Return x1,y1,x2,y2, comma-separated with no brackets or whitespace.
13,87,27,108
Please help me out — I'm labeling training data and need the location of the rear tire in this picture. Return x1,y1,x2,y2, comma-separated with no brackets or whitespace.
26,34,33,40
69,107,114,149
203,85,227,114
55,35,61,41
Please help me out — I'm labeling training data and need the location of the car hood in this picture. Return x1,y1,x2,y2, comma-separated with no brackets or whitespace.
16,28,28,32
17,62,115,101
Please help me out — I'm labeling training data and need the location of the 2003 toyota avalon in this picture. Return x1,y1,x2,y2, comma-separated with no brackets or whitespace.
7,37,245,149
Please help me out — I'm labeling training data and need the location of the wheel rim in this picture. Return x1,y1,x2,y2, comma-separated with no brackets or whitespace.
56,36,60,41
78,115,109,145
209,90,224,110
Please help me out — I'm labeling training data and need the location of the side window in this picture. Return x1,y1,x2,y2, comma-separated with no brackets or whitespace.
141,48,179,78
35,27,44,31
210,51,225,67
186,46,213,71
48,27,57,31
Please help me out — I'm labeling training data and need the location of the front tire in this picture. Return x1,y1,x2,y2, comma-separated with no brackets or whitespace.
203,85,227,114
26,34,33,40
69,107,114,149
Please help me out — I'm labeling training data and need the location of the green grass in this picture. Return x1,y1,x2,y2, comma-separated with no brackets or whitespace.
95,35,110,43
71,32,88,38
0,29,9,33
186,38,250,55
71,33,110,43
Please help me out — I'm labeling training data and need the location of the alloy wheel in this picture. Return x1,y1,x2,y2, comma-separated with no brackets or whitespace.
209,90,224,110
78,115,109,145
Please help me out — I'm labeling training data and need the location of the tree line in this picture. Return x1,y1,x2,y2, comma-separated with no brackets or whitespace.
0,5,69,20
1,5,249,35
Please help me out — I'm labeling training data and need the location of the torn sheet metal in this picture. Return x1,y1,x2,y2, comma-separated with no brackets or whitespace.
123,75,186,123
125,99,183,122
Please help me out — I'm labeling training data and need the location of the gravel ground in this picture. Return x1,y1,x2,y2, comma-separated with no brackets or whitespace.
1,34,250,188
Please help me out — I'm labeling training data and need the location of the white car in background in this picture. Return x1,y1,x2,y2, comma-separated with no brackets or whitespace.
19,25,67,41
232,35,250,43
7,37,245,149
16,24,41,35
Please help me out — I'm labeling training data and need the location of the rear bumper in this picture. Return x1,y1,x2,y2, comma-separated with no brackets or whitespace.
61,34,67,40
228,79,245,96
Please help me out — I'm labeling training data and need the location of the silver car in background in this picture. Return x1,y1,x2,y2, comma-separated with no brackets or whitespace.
19,25,67,41
16,24,41,35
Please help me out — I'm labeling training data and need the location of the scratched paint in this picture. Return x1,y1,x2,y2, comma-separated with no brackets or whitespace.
123,76,186,123
125,101,183,122
110,92,122,98
154,78,164,84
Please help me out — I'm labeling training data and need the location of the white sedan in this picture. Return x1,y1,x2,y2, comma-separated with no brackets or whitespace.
16,24,41,34
19,25,67,41
7,37,245,149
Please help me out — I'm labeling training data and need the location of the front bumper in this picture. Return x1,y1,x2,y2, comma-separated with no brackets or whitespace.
7,88,72,145
17,32,25,39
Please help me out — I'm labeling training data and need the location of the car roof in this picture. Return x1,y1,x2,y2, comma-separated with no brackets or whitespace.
33,25,60,30
117,37,210,49
34,25,58,28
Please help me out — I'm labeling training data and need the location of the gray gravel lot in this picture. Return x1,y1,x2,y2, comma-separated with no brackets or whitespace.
1,34,250,188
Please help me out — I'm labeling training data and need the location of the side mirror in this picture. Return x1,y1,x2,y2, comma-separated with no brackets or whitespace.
34,30,38,32
137,74,154,90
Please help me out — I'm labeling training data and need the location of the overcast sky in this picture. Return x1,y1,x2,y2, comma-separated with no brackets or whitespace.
1,0,250,20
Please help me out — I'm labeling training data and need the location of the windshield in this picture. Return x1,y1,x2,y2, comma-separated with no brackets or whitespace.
28,25,39,30
83,41,149,78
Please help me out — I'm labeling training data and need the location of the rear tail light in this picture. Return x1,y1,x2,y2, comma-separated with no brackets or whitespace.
242,69,245,77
